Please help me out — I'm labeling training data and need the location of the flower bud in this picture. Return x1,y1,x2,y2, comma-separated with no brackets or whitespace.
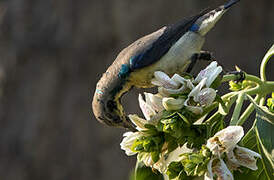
186,105,203,115
162,97,184,111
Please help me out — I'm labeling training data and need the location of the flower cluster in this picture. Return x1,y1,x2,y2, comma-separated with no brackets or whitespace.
166,126,262,180
205,126,261,180
152,61,222,114
120,61,262,179
121,62,222,172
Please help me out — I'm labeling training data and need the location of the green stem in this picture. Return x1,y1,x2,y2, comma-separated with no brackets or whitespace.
222,73,263,85
205,94,237,124
222,92,238,101
239,81,274,96
230,92,245,125
260,44,274,81
245,74,263,85
259,97,265,106
237,95,261,125
205,111,223,124
197,102,218,119
222,74,238,82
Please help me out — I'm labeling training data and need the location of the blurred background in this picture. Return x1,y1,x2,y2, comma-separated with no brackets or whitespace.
0,0,272,179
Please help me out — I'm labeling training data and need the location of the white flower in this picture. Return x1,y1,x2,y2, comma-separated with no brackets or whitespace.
121,92,165,155
154,144,193,173
128,114,147,131
162,97,185,111
120,132,144,156
189,78,207,102
205,126,261,178
152,71,180,89
206,126,244,156
144,92,164,112
193,61,222,87
138,93,164,120
184,78,207,114
152,71,194,96
139,94,157,120
197,88,217,106
127,93,164,130
205,158,234,180
226,145,261,171
140,153,154,167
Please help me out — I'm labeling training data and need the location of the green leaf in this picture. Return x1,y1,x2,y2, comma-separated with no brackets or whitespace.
151,151,160,163
235,96,274,180
255,112,274,177
246,94,274,124
235,127,274,179
135,160,164,180
207,114,224,138
267,93,274,113
176,112,191,125
166,161,184,179
216,95,228,115
165,134,178,152
210,75,222,89
245,95,273,179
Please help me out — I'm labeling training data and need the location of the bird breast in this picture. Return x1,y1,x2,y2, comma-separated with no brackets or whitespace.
129,31,205,88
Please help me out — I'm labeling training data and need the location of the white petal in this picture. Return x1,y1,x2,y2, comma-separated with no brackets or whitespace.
205,158,214,180
183,79,206,115
144,92,164,112
128,114,147,131
207,126,244,156
197,88,216,106
215,126,244,151
227,145,261,171
153,71,179,88
166,144,193,162
187,104,203,114
154,74,192,95
161,85,187,95
153,144,193,173
158,87,170,97
206,126,244,153
139,94,156,120
142,153,154,167
189,78,207,102
206,140,221,156
171,74,188,84
206,66,222,87
206,61,218,69
216,159,234,180
151,78,163,87
193,61,222,87
120,132,143,156
186,79,195,89
152,153,166,173
206,158,234,180
193,62,217,84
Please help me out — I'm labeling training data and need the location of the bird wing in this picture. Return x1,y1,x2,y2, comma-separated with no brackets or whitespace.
129,10,209,70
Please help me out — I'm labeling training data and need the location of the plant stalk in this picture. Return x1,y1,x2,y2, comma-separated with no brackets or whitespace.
230,92,245,125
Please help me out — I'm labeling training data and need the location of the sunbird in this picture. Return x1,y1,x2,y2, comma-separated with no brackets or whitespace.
92,0,240,130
